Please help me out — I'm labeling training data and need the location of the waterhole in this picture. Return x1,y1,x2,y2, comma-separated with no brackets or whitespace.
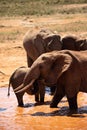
0,87,87,130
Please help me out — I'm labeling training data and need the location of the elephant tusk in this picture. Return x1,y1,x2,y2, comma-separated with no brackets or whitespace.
15,84,30,93
15,79,35,93
14,84,23,92
80,42,84,48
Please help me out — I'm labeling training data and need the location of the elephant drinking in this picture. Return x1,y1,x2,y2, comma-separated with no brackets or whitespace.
14,50,87,111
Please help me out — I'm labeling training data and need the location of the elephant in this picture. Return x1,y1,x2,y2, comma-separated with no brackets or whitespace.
23,29,62,94
8,66,41,107
62,35,87,51
23,29,62,67
14,50,87,111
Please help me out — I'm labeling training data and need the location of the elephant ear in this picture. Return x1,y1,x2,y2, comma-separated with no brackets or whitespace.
34,34,46,54
51,53,72,80
45,34,61,51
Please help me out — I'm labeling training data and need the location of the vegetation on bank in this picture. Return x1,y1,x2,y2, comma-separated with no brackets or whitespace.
0,0,87,16
0,0,87,43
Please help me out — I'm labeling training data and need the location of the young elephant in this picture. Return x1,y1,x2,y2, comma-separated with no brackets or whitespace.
8,66,40,107
14,50,87,111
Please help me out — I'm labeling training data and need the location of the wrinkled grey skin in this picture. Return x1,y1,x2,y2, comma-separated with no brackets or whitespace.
8,66,39,107
15,50,87,111
23,29,62,94
62,35,87,51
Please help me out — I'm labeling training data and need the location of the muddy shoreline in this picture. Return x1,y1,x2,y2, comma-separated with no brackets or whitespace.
0,87,87,130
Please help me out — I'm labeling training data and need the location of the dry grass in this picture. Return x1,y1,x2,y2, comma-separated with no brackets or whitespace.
0,0,87,16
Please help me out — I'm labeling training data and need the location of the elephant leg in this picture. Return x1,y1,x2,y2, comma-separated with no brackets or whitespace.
67,94,78,111
35,91,39,102
50,86,56,95
35,88,45,103
35,80,45,103
15,93,24,107
50,85,65,108
39,84,45,103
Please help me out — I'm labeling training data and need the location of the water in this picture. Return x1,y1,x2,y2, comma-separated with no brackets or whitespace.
0,87,87,130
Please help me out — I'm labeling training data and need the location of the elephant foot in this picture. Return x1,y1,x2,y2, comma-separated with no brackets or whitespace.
24,103,32,108
50,103,58,108
39,102,44,105
67,109,78,116
40,98,44,103
35,100,44,104
68,94,78,111
69,107,78,112
35,99,39,102
18,104,24,107
39,100,44,105
35,102,44,106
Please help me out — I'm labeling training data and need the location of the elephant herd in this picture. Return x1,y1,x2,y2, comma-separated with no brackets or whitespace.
23,29,87,67
8,29,87,112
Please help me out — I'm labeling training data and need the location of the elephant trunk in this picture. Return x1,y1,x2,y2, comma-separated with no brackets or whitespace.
14,66,40,93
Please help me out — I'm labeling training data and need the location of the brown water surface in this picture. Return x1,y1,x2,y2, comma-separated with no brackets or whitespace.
0,87,87,130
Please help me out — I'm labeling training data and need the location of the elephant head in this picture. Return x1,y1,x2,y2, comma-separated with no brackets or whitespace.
44,34,62,52
39,29,62,51
62,35,87,51
23,29,62,67
14,51,72,93
33,30,62,53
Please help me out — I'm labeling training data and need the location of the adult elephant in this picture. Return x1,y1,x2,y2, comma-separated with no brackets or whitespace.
23,29,62,67
23,29,62,94
62,35,87,51
15,50,87,111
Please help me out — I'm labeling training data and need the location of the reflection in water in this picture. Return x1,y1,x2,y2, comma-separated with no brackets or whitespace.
0,108,7,112
0,87,87,130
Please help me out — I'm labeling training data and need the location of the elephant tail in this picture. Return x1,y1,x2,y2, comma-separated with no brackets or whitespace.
8,77,12,97
7,71,15,97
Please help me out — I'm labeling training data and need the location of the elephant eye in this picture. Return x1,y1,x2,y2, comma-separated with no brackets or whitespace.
39,64,43,69
42,56,47,61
